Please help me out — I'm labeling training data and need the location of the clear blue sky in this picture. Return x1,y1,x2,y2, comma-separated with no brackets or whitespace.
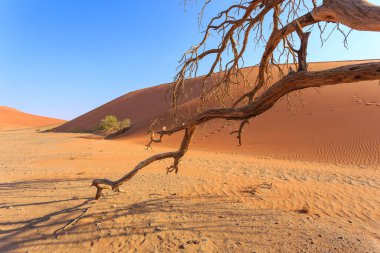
1,0,379,120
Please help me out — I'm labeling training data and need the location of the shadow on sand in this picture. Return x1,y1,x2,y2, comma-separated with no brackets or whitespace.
0,176,292,252
0,177,369,253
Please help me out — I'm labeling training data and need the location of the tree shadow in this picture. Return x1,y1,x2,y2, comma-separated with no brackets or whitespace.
0,177,363,253
0,179,311,253
0,177,94,251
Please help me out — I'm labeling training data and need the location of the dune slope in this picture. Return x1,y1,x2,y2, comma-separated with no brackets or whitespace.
0,106,65,131
55,60,380,165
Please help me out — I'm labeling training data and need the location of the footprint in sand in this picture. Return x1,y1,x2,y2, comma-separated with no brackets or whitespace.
353,95,380,107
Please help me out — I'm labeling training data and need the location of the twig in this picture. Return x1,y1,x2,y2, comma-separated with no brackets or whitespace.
54,207,90,238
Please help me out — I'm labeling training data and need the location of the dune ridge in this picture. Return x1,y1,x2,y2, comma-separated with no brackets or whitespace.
0,106,65,131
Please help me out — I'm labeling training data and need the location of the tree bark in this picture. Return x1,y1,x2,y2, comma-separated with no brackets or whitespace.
312,0,380,31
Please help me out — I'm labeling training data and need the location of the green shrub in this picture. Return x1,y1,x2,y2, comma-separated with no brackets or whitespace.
120,118,131,129
99,115,131,134
100,115,120,132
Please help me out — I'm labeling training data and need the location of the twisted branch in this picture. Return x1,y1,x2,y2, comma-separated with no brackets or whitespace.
91,126,196,199
92,0,380,200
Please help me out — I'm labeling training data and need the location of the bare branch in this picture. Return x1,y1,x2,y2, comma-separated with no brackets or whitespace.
164,62,380,135
92,62,380,199
93,0,380,200
92,126,197,199
230,119,250,146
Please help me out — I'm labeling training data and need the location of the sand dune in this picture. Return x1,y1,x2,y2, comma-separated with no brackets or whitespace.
0,106,65,131
55,60,380,166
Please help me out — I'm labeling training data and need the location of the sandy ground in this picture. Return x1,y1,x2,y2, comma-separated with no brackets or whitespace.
0,128,379,252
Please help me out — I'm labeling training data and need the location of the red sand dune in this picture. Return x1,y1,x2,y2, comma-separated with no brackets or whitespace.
55,60,380,166
0,106,65,131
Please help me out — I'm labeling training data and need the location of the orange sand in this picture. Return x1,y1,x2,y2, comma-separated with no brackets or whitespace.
0,106,64,131
56,60,380,166
0,129,379,252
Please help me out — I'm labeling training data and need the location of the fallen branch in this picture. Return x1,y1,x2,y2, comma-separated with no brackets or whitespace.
91,126,197,199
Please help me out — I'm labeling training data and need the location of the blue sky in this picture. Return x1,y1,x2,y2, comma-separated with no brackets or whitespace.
1,0,379,120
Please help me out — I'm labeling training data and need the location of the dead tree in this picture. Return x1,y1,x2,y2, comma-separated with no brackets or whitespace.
92,0,380,199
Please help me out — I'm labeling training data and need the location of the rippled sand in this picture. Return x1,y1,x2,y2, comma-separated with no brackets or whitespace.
0,129,379,252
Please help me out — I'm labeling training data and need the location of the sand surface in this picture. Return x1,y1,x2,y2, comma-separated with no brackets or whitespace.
0,128,379,252
0,106,65,131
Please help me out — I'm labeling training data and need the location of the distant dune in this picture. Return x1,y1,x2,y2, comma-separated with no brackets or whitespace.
54,60,380,166
0,106,65,131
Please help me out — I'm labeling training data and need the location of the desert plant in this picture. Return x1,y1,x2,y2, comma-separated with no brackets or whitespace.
92,0,380,199
99,115,131,135
100,115,120,132
119,118,131,129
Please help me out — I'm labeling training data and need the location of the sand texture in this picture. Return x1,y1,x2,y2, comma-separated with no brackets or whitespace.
0,129,379,252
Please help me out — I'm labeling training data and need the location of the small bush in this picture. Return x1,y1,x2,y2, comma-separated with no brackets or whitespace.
99,115,131,135
100,115,120,132
120,118,131,129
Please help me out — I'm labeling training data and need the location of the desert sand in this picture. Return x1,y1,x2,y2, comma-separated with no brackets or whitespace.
0,128,379,252
0,106,64,131
1,60,379,252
